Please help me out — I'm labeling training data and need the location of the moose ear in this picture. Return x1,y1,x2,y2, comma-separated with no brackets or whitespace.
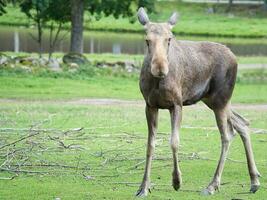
168,12,179,29
137,7,150,26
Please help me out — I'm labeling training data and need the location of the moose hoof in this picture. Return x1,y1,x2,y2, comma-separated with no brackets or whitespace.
172,171,182,191
201,185,219,196
136,187,150,197
201,188,215,196
172,178,181,191
250,184,260,193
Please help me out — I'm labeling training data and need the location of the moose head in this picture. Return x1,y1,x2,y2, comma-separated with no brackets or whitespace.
137,7,178,78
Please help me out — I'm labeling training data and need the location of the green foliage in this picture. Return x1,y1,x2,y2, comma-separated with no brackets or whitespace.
20,0,70,23
86,0,154,22
46,0,70,23
19,0,71,57
0,0,6,15
20,0,49,22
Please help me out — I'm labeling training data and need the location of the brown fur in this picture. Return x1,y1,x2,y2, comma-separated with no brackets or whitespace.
140,39,238,109
136,7,260,197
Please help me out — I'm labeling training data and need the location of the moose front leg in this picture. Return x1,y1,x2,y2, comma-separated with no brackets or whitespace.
136,105,158,197
169,105,182,191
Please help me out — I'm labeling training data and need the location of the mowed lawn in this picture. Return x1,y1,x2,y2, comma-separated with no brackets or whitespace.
0,99,267,199
0,71,267,199
0,76,267,103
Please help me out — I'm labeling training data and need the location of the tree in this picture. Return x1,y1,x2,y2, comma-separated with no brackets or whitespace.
264,0,267,10
0,0,7,15
20,0,70,58
46,0,70,59
226,0,233,12
69,0,155,54
70,0,84,54
20,0,50,58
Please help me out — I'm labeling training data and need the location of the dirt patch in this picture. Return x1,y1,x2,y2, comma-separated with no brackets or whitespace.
1,98,267,110
67,98,144,106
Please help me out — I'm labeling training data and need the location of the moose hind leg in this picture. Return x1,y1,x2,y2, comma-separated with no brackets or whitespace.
231,111,260,193
202,106,235,195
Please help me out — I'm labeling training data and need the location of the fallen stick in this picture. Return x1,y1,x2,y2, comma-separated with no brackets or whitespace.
9,164,90,170
0,176,17,180
0,167,49,174
0,128,56,132
0,132,41,150
0,127,83,133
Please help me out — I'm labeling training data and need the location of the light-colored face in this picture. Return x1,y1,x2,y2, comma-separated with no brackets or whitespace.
145,23,173,78
137,8,178,78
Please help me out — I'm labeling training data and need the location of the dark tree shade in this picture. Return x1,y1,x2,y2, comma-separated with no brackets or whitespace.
87,0,154,19
20,0,70,23
47,0,70,23
0,0,7,16
138,0,154,13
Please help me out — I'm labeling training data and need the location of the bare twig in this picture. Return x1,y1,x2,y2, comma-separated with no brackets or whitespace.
0,128,57,132
48,135,82,149
0,167,49,174
0,175,17,180
0,132,41,150
226,158,246,164
0,127,83,133
129,160,145,170
8,164,90,170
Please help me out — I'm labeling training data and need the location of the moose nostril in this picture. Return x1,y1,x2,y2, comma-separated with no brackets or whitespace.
158,71,166,78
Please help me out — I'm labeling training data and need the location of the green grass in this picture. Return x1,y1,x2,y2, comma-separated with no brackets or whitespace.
1,52,267,103
0,75,266,103
237,56,267,64
0,101,266,199
0,52,266,199
0,76,141,100
1,2,267,37
232,84,267,103
3,51,267,65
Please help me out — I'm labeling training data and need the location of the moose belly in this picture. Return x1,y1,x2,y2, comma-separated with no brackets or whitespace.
147,88,178,109
182,79,210,106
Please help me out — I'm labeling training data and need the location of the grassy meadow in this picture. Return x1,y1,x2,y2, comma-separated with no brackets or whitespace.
0,52,267,103
1,0,267,198
0,75,267,103
0,54,267,199
1,1,267,197
0,100,266,200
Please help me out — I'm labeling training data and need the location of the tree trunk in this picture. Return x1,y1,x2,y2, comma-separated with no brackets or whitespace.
49,22,62,60
264,0,267,10
70,0,84,54
226,0,233,12
37,18,43,58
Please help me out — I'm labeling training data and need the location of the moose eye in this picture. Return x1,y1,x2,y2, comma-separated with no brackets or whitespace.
145,40,149,47
167,38,171,45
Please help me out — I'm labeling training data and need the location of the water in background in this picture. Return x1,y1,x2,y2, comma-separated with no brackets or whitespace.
0,26,267,56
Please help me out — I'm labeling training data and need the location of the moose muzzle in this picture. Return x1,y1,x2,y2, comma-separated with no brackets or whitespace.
151,57,169,78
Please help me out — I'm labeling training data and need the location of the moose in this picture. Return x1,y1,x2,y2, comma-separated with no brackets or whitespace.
136,7,260,197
